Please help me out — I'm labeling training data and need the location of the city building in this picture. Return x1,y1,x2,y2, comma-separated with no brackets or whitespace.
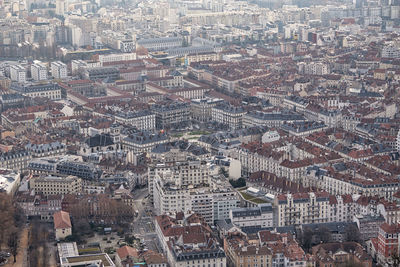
54,210,72,240
137,37,182,51
10,65,26,83
51,61,68,79
155,213,226,267
31,61,47,81
151,102,191,129
276,192,331,226
369,223,400,266
57,242,115,267
312,242,372,267
229,204,274,228
122,131,169,153
0,150,31,171
114,110,156,130
10,83,62,100
82,67,120,82
211,103,246,130
191,98,224,123
0,169,20,195
30,175,82,196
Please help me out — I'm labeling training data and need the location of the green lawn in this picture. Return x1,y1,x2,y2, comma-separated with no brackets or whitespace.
238,191,268,204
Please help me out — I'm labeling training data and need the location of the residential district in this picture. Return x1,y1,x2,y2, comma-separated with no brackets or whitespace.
1,0,400,266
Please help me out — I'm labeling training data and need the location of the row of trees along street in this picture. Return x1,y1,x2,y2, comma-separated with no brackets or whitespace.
0,192,25,264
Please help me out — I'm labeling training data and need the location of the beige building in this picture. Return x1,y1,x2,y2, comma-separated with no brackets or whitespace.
185,52,219,65
54,210,72,240
30,175,82,196
224,232,273,267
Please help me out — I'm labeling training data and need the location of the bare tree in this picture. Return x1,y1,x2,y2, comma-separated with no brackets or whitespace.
345,224,361,243
0,193,15,250
7,230,18,263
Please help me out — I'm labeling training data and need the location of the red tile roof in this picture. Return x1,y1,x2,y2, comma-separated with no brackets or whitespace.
116,246,139,260
53,211,71,229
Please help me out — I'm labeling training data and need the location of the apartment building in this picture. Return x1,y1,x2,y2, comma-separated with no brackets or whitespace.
137,37,182,51
305,166,400,201
98,53,136,65
312,242,372,267
31,61,48,81
16,193,62,221
25,141,66,158
51,61,68,79
82,67,120,82
30,175,82,196
151,102,191,129
10,83,62,100
191,97,224,123
224,231,313,267
155,213,226,267
114,110,156,130
148,153,210,198
10,65,26,83
56,160,102,180
152,173,239,224
122,131,169,153
211,103,246,130
276,192,331,226
224,232,273,267
0,150,32,171
229,204,274,228
243,111,305,128
298,61,329,75
368,223,400,266
185,52,219,65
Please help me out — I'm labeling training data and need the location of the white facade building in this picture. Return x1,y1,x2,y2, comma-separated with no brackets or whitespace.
51,61,68,79
10,65,26,83
229,204,274,228
98,53,137,65
153,174,239,224
31,61,47,81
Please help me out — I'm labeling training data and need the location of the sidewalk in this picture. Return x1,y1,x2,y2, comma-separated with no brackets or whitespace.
4,227,29,267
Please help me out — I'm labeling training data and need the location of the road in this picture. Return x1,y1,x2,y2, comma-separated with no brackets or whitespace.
130,187,160,252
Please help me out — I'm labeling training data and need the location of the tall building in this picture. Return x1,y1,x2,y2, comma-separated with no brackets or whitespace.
149,152,239,223
212,103,246,130
275,192,331,226
55,0,67,16
51,61,67,79
31,61,47,81
369,223,400,266
10,65,26,83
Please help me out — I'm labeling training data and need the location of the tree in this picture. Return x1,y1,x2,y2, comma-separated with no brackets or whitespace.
73,219,91,235
7,230,18,263
345,224,361,243
219,167,228,178
316,226,332,244
0,193,15,250
388,252,400,267
229,178,246,188
300,227,313,252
